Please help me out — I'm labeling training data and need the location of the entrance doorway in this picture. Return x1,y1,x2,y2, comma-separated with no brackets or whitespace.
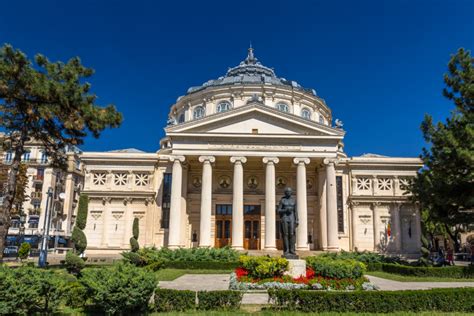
215,204,232,248
244,205,261,250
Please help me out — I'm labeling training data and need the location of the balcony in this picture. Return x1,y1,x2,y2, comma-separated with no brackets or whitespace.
30,191,42,202
33,174,44,183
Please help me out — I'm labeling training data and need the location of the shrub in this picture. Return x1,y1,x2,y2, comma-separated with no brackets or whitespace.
71,226,87,254
154,246,240,262
268,288,474,312
130,217,140,252
130,237,139,252
18,242,31,260
163,261,239,270
154,288,195,312
318,250,406,264
239,255,288,279
63,280,88,309
0,265,66,314
368,262,474,278
197,290,243,311
306,256,366,279
65,250,85,275
76,194,89,230
80,262,157,314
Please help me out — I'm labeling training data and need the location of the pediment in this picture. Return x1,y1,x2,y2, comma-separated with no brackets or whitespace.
166,104,344,137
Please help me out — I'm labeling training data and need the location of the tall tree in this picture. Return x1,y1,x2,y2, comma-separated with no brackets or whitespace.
0,44,122,258
410,48,474,250
13,163,28,214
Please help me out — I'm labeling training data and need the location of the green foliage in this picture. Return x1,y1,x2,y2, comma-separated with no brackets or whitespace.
317,250,406,264
306,256,366,279
367,262,474,278
17,242,31,260
13,163,29,210
122,246,240,270
0,44,122,256
197,290,243,311
239,255,288,279
268,288,474,312
153,289,195,312
65,250,85,275
71,226,87,255
410,48,474,228
80,262,157,314
132,217,139,240
0,265,66,314
129,237,140,253
63,280,88,309
75,194,88,230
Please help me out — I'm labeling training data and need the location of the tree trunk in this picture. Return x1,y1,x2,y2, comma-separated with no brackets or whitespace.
444,223,460,252
0,131,27,260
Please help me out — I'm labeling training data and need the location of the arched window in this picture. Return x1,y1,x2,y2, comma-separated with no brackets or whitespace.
319,115,325,124
178,113,185,124
193,106,205,119
5,152,12,163
276,102,289,113
217,101,232,113
301,108,311,120
22,151,30,162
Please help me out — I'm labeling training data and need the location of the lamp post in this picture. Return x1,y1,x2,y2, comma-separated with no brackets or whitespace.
38,187,53,268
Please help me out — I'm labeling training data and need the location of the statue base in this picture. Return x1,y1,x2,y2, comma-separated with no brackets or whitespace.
285,259,306,278
282,253,299,260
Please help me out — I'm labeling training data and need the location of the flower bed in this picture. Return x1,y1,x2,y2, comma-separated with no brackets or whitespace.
229,256,377,291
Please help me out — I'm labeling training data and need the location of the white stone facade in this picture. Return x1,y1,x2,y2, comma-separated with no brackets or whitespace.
5,48,423,255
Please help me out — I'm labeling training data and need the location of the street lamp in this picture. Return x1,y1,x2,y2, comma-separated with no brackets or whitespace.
38,187,53,268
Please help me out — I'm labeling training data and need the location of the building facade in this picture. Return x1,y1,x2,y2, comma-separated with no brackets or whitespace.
4,48,423,255
1,135,83,253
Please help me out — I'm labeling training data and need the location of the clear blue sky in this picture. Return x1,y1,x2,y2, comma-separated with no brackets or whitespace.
1,0,473,157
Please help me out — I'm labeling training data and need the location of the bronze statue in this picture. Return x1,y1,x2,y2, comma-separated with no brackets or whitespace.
277,187,299,259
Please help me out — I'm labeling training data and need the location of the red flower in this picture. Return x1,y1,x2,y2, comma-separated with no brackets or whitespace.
293,275,309,284
306,267,315,279
235,267,248,280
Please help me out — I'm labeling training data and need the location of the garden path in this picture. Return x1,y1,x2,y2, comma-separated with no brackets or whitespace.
367,275,474,291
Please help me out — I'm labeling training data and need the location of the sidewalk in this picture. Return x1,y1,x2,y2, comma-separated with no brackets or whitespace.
367,275,474,291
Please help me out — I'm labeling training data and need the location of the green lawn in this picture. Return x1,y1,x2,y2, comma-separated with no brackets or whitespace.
150,312,474,316
156,268,233,281
367,271,474,282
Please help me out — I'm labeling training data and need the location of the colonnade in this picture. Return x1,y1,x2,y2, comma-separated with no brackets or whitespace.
167,155,340,251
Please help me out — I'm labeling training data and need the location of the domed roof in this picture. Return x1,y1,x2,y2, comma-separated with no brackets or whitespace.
186,46,317,96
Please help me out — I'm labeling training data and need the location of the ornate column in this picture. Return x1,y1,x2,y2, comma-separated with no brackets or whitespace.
101,197,111,248
317,168,328,250
198,156,215,247
230,156,247,250
324,158,339,251
349,201,359,251
391,203,402,253
293,158,310,250
263,157,279,250
168,156,185,249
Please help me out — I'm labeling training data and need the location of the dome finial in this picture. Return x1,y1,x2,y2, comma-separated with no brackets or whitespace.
245,43,257,64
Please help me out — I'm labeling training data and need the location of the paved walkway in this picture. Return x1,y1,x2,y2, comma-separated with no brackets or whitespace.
367,275,474,291
159,274,231,291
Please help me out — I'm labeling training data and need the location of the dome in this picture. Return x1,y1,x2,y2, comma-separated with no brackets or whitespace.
186,46,317,96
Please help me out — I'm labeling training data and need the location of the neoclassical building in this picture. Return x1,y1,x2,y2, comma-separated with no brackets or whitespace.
76,48,423,255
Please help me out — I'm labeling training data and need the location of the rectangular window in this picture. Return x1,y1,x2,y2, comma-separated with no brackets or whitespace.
244,205,261,215
161,173,172,229
216,204,232,216
336,176,344,233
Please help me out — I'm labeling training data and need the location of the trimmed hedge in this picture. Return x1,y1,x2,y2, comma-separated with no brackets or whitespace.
197,290,243,311
268,288,474,312
154,289,195,312
162,260,239,270
306,256,366,279
367,262,474,278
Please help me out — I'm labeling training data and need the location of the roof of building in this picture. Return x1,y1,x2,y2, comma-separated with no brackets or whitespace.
107,148,146,153
185,46,318,96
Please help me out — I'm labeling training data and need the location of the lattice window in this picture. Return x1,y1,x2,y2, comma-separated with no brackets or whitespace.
356,177,371,190
378,178,393,190
92,173,106,185
135,173,149,186
114,173,128,186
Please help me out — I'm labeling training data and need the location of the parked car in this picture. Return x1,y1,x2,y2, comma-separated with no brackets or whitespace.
3,246,18,257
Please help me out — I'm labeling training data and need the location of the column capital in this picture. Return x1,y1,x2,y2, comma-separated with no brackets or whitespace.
230,156,247,164
262,157,279,164
293,157,310,165
323,158,339,166
198,155,215,163
169,155,185,163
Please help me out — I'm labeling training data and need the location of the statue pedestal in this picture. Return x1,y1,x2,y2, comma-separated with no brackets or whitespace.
285,259,306,278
